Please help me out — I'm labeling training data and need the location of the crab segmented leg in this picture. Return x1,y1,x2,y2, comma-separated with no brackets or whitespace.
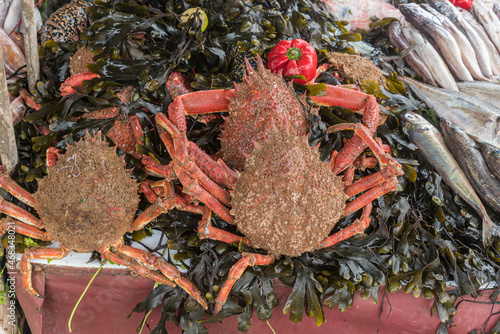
344,167,399,198
317,203,373,249
155,113,233,222
0,197,42,228
113,242,208,310
311,87,380,174
197,208,250,245
167,89,235,133
327,122,391,168
130,180,204,231
187,142,239,189
214,253,274,314
20,247,69,297
344,178,398,217
0,218,49,241
99,247,176,288
0,174,36,207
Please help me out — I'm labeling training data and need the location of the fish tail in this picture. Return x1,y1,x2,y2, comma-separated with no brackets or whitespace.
482,216,500,245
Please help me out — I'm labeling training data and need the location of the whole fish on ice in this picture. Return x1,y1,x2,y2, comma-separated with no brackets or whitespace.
388,20,438,86
472,0,500,54
400,4,473,82
403,77,500,149
399,111,498,244
401,20,458,91
421,3,490,81
460,8,500,76
457,81,500,105
440,119,500,214
429,0,494,79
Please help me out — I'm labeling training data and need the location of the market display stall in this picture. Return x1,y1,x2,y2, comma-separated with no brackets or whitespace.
1,0,500,333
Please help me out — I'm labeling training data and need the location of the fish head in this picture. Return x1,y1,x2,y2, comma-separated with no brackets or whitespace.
399,3,437,28
428,0,449,14
398,111,433,135
399,4,422,20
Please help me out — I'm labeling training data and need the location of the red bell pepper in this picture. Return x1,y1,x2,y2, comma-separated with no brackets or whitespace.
267,39,318,84
449,0,473,10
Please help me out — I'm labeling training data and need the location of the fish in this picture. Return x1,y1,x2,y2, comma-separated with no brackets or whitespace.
479,142,500,180
429,0,494,79
401,20,458,91
3,0,21,35
457,81,500,106
403,77,500,148
388,21,438,86
321,0,402,32
399,4,473,82
472,0,500,54
440,119,500,215
421,3,490,81
10,94,26,125
0,27,26,77
9,31,23,54
399,111,498,244
460,8,500,76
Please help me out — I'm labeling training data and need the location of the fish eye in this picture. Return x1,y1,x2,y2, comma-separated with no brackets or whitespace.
405,113,415,119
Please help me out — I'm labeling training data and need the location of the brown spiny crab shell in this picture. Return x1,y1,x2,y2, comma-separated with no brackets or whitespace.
231,129,347,257
34,132,139,252
70,46,95,76
219,60,309,171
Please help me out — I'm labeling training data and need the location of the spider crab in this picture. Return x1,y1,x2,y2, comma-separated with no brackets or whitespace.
135,57,403,314
0,132,207,309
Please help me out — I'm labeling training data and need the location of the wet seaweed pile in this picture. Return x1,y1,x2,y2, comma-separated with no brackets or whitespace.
2,0,500,333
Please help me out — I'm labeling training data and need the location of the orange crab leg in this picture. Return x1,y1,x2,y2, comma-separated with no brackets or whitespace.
156,114,233,221
21,247,69,297
344,167,399,198
131,182,205,231
198,208,250,245
168,89,235,133
311,88,380,174
177,170,233,223
353,156,379,170
0,218,49,241
214,253,274,314
157,115,231,206
142,156,176,179
19,89,42,110
128,115,145,147
0,173,36,206
99,247,176,288
46,147,60,167
344,178,398,217
0,197,42,228
328,123,388,162
187,142,239,189
311,85,379,117
317,203,373,249
114,242,208,310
